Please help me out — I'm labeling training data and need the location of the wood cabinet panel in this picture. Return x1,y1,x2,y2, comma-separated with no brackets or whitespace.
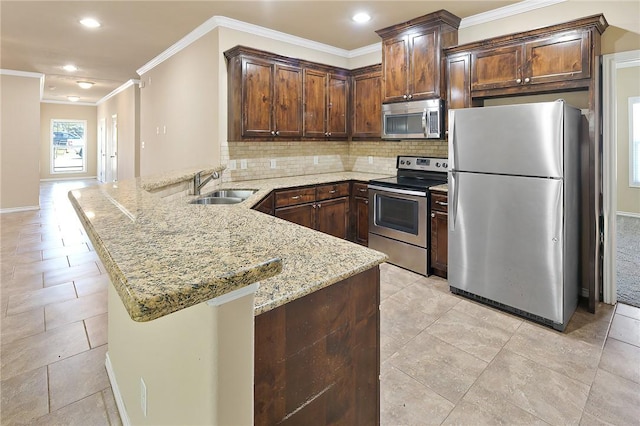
327,74,348,137
446,53,471,111
274,187,316,208
254,267,380,425
303,69,327,137
471,45,522,91
409,29,439,99
253,193,274,215
242,57,274,137
316,182,350,201
275,203,315,229
353,195,369,246
273,65,303,137
430,191,448,278
526,30,590,84
382,37,409,103
316,197,349,239
351,66,382,138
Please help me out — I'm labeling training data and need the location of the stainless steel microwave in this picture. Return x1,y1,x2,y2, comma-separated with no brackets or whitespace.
381,99,443,140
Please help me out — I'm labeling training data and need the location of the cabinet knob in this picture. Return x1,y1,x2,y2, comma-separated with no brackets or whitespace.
431,213,436,218
275,131,280,136
327,132,331,136
313,204,317,209
324,132,328,136
408,94,413,99
524,77,531,83
516,78,522,84
403,94,408,99
271,131,276,136
365,200,369,204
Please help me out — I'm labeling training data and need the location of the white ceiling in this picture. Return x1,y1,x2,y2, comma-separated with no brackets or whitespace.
0,1,522,104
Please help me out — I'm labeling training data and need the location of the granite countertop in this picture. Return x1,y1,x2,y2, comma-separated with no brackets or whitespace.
69,169,390,321
430,184,448,192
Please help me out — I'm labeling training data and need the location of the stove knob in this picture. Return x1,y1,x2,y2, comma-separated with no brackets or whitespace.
400,160,405,165
406,160,411,165
435,162,441,167
443,163,448,169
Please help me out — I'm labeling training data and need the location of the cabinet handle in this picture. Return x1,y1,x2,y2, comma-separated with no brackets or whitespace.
324,132,328,136
408,94,413,99
516,78,522,84
291,195,301,200
524,77,531,83
329,190,337,194
359,188,367,192
275,131,280,136
327,132,331,136
317,203,321,208
436,201,448,206
313,204,317,209
431,213,436,218
403,94,408,99
365,200,369,204
271,131,276,136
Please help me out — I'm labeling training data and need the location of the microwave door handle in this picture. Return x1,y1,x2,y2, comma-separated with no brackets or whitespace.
422,108,428,137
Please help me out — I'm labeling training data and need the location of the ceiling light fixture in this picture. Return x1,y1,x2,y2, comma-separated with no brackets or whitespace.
77,81,94,89
63,64,78,72
352,12,371,23
80,18,101,28
68,96,80,102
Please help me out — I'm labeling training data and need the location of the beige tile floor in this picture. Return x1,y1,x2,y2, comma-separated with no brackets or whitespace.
1,179,639,425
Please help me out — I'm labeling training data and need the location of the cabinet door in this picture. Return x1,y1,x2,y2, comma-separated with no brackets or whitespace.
353,196,369,246
447,53,471,110
430,209,448,277
303,69,327,138
524,30,591,85
253,192,274,215
382,37,409,103
409,29,439,100
242,57,274,137
316,197,349,239
327,74,348,138
273,64,303,137
275,203,315,229
351,70,382,138
471,44,523,92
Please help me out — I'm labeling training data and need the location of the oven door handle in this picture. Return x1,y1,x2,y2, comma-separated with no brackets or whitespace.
367,185,427,197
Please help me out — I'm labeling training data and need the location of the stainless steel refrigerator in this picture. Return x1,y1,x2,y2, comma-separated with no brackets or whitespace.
447,100,581,331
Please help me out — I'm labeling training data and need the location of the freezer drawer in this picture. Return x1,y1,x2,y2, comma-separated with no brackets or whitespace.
448,171,570,324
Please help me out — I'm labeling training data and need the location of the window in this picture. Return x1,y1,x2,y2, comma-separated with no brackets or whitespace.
51,119,87,173
630,97,640,187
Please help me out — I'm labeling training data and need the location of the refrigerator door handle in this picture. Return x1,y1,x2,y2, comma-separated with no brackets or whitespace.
449,171,458,231
448,109,456,171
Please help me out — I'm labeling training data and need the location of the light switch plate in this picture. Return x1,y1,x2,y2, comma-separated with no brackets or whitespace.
270,159,277,169
240,159,247,169
228,160,236,170
313,156,319,165
368,156,373,164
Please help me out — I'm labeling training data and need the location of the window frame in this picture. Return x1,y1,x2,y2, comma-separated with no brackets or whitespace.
50,119,87,174
629,96,640,188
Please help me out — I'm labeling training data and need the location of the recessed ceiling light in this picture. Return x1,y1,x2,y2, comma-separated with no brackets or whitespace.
352,12,371,23
80,18,101,28
68,96,80,102
63,64,78,72
77,81,94,89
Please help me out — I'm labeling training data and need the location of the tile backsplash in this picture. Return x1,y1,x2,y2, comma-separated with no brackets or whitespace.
221,139,448,181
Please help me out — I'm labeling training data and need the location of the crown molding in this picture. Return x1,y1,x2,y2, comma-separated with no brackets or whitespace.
0,69,43,78
459,0,567,28
41,99,97,107
137,1,567,75
97,79,140,105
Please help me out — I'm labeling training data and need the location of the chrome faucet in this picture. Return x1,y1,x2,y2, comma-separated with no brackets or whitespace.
193,170,220,195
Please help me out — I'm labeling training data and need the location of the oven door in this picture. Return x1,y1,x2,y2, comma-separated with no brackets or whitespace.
368,185,428,247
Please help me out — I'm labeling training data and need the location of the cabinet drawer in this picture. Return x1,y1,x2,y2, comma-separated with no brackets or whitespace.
316,182,350,201
431,192,448,212
351,182,369,197
275,187,316,207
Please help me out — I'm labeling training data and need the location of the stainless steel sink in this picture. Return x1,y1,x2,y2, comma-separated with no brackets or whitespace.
190,197,243,205
189,189,258,205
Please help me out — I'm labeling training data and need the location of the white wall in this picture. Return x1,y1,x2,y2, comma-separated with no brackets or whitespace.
1,73,41,210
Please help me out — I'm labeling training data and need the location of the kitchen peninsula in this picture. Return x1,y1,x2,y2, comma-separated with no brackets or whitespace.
69,167,389,425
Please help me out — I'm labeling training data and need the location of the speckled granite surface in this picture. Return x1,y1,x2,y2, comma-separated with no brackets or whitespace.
69,171,390,321
430,184,448,192
140,165,226,191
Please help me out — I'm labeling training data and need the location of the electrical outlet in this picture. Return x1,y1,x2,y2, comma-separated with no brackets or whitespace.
270,159,277,169
140,378,147,417
141,141,145,149
156,127,159,135
368,156,373,164
163,125,167,134
313,156,319,165
240,159,247,169
228,160,236,170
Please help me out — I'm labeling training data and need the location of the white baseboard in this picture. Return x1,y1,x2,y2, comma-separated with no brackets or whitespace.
40,176,98,182
617,211,640,219
0,205,39,214
105,352,131,426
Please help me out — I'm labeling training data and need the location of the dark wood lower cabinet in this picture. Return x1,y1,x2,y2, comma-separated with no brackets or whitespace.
254,266,380,425
430,191,448,278
275,202,316,230
316,197,349,239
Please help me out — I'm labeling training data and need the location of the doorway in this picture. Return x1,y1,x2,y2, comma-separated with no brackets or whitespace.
602,50,640,307
98,118,106,182
106,114,118,182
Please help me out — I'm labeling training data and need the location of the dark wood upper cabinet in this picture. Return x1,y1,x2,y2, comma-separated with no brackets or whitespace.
226,49,302,140
303,69,348,138
376,10,460,104
446,15,607,100
350,64,382,139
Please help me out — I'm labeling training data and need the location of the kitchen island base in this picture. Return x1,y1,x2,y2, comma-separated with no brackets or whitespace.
254,266,380,425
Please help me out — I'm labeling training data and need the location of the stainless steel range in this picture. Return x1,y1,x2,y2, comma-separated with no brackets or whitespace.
368,156,448,276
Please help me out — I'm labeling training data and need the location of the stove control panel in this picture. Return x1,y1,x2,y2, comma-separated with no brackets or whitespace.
397,156,448,172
